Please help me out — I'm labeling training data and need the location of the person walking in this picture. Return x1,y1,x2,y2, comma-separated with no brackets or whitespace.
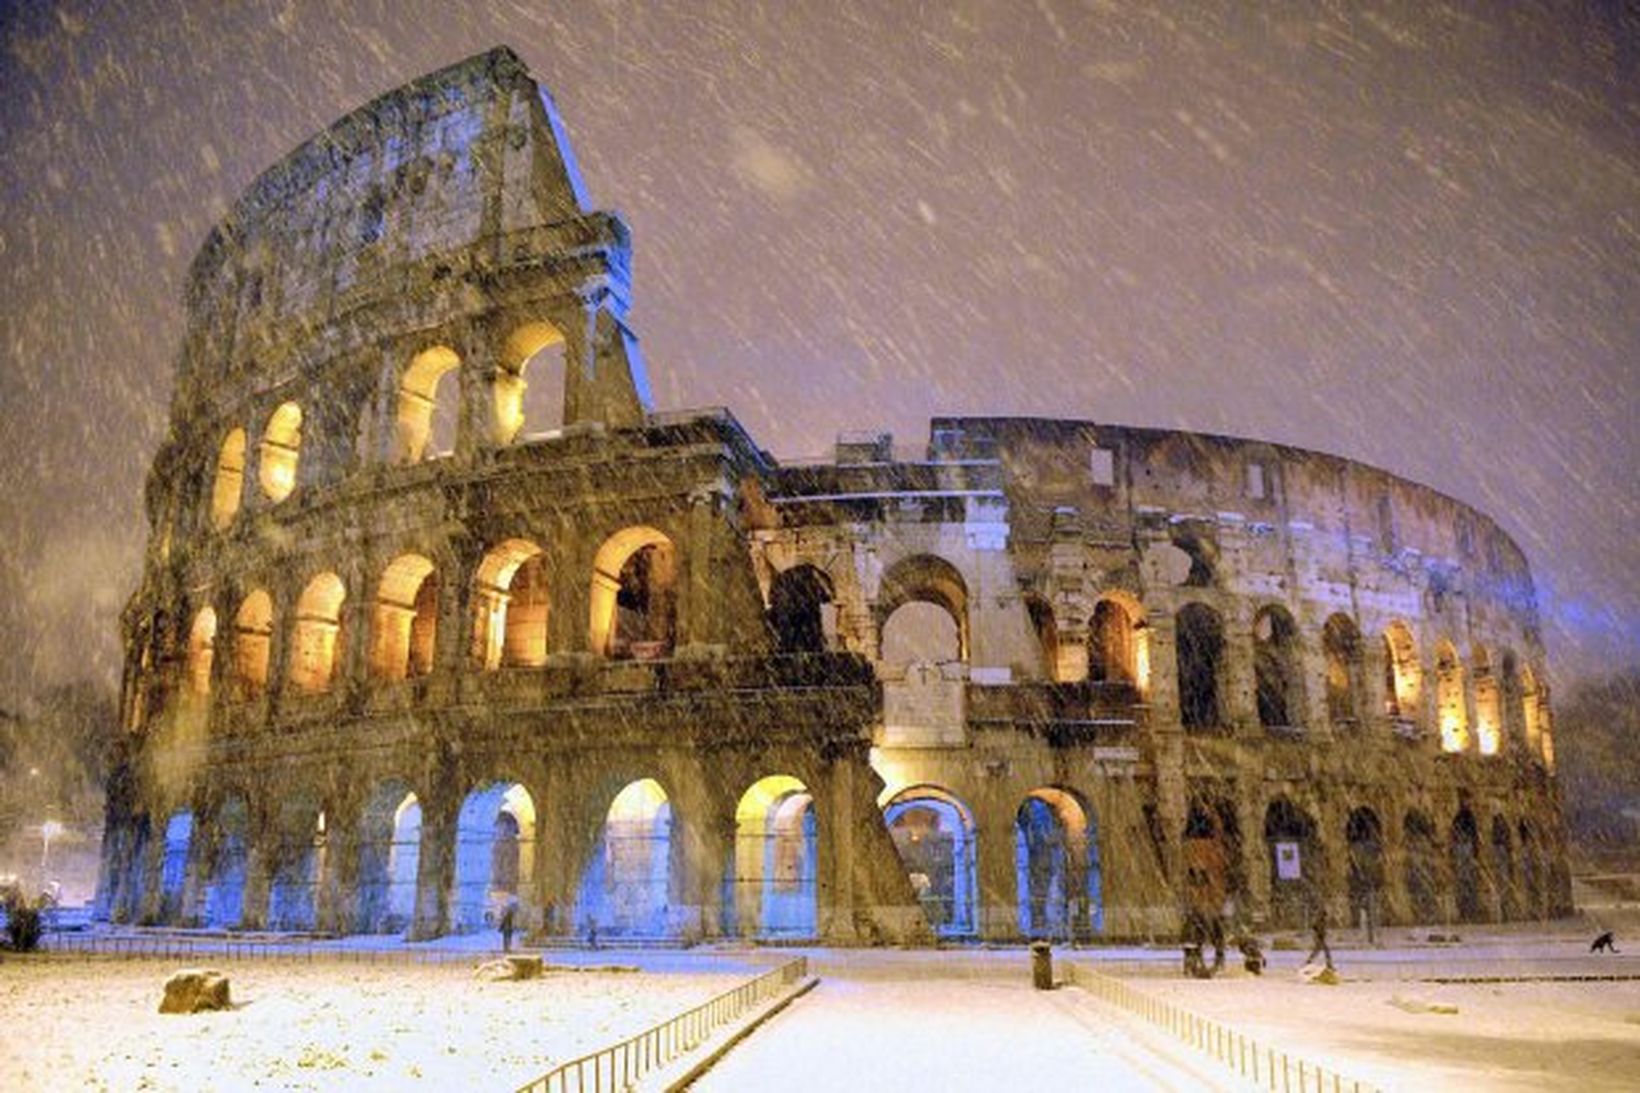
498,900,517,953
1304,880,1334,971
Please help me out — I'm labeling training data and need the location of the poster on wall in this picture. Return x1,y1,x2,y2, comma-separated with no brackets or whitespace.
1275,841,1302,880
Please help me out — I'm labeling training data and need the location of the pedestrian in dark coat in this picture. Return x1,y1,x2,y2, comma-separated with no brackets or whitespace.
499,902,517,953
1304,881,1334,970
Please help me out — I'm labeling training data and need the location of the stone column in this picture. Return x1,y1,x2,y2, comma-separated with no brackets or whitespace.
1222,602,1257,737
669,766,728,941
410,791,458,940
318,801,362,935
179,806,217,927
679,488,723,654
975,804,1020,942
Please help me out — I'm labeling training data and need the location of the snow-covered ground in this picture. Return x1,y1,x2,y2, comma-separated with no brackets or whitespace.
0,954,749,1092
1089,941,1640,1092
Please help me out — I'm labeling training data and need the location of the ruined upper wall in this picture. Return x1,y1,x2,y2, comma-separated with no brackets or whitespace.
179,47,596,384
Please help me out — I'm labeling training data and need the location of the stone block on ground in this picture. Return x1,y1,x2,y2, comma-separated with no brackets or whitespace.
475,955,544,981
159,968,231,1014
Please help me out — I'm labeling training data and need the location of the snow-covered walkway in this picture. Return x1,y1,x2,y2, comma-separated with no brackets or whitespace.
689,951,1233,1092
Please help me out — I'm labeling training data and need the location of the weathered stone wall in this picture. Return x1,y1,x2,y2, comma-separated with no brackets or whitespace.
99,48,1569,944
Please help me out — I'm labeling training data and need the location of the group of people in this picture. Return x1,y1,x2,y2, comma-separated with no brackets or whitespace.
1182,881,1339,979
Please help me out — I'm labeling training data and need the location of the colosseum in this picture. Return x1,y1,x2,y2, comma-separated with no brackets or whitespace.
96,48,1572,946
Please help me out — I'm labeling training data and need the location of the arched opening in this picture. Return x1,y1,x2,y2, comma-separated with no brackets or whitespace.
1025,596,1060,680
451,782,536,934
1264,798,1318,928
472,539,550,670
732,775,818,939
370,554,439,680
590,528,677,660
494,322,567,444
884,786,977,939
290,573,346,693
1403,811,1440,923
1490,815,1515,920
877,555,969,665
1014,788,1100,940
1521,666,1545,761
1183,800,1242,929
1345,808,1385,933
1171,528,1217,587
1090,597,1140,687
1472,646,1501,755
203,796,249,929
159,810,194,923
1500,651,1524,749
210,428,246,529
1176,603,1224,731
880,602,962,668
357,783,421,934
1382,621,1420,719
232,590,273,699
1322,614,1362,727
258,401,303,502
1450,808,1483,922
1436,640,1468,752
395,345,460,462
579,778,676,939
268,801,325,931
185,607,217,698
1254,605,1304,730
768,565,834,654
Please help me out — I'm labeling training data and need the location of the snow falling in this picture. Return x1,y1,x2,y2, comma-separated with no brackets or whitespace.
1,3,1637,1091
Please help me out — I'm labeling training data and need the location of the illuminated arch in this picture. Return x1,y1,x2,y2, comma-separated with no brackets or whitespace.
1472,645,1501,755
451,782,536,933
1090,592,1146,690
370,554,439,680
203,796,250,928
732,775,818,938
258,402,302,501
883,784,977,938
493,321,566,444
159,810,195,923
579,778,677,938
590,527,677,659
210,428,246,529
1014,786,1101,939
290,572,346,693
394,346,460,462
1382,620,1420,718
268,795,326,931
472,539,549,670
357,781,421,934
1435,639,1468,752
1520,665,1545,760
233,589,273,698
185,606,217,697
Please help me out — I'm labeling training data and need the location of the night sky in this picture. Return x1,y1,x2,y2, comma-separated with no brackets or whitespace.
1,1,1635,703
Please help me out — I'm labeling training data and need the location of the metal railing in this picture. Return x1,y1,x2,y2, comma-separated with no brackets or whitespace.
35,932,515,966
1072,965,1381,1093
516,956,808,1093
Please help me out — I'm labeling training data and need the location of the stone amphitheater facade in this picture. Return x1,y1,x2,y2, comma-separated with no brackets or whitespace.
96,49,1571,945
